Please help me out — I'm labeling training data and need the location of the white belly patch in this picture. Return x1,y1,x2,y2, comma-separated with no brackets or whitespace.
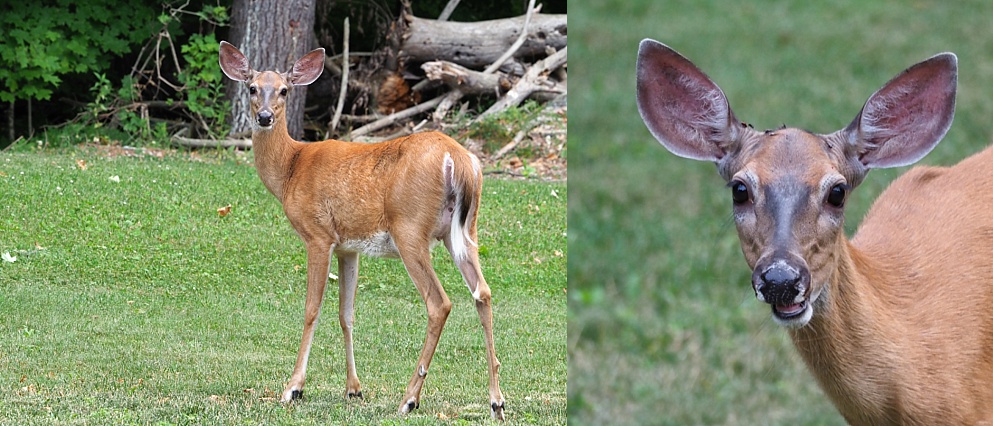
338,232,400,258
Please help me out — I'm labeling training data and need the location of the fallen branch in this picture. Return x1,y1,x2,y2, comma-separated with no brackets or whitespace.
328,17,350,137
493,127,530,159
171,128,252,149
349,94,445,138
421,61,511,95
400,13,566,72
483,169,528,178
339,114,380,124
484,0,539,74
477,46,567,120
437,0,461,21
431,0,537,121
172,136,252,149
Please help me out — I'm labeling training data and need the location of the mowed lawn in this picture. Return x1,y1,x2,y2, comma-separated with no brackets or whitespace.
569,1,993,425
0,147,566,425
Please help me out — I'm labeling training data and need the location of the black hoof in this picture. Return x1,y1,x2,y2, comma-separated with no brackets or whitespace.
291,390,304,400
347,390,363,399
491,401,506,420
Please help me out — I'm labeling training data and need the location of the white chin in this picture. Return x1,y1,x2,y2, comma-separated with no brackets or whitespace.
772,303,813,328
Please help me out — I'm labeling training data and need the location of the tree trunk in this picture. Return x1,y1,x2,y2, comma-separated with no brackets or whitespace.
400,13,567,73
226,0,317,140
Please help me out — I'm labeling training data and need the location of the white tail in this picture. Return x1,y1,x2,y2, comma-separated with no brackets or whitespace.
218,41,505,420
635,40,993,424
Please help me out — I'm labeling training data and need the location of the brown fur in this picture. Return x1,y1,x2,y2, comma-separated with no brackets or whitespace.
218,41,505,419
765,133,993,425
635,40,993,425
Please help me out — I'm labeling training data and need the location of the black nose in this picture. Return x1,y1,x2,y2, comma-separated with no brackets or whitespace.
753,262,805,305
763,266,799,288
257,111,273,127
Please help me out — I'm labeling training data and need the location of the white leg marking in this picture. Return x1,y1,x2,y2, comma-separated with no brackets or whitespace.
400,396,418,413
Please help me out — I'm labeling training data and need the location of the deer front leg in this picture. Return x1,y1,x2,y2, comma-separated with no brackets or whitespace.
396,245,452,415
281,242,333,403
336,251,362,399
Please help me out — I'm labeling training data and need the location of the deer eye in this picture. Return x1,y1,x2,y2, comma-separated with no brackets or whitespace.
279,88,288,96
826,183,849,208
730,180,750,205
249,86,257,95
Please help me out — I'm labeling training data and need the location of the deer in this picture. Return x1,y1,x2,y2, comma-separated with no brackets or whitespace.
636,39,993,424
217,41,505,420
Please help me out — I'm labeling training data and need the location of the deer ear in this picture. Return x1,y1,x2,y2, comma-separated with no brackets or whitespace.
636,39,741,162
842,52,957,169
288,48,325,86
218,41,254,82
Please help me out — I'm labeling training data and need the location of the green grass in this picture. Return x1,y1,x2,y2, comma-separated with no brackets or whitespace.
0,146,566,425
568,1,993,424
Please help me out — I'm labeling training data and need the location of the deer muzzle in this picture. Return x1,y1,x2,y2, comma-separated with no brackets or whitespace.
256,110,274,128
752,255,811,324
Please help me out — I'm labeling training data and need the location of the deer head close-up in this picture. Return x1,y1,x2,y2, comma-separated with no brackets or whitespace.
637,39,993,424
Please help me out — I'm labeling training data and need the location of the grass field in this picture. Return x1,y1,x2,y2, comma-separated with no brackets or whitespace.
0,146,566,425
568,1,993,424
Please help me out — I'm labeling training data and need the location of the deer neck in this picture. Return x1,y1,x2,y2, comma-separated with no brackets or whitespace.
788,238,902,423
251,119,301,203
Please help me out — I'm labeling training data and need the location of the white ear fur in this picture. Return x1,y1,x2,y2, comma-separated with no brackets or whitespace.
635,39,741,162
842,52,957,168
218,41,255,82
287,48,325,86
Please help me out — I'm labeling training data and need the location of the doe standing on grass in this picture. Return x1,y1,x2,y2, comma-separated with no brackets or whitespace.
218,41,505,420
636,39,993,424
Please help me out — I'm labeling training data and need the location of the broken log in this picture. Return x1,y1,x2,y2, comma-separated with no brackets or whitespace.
400,13,567,73
478,46,567,120
421,61,513,95
172,135,252,149
171,128,252,149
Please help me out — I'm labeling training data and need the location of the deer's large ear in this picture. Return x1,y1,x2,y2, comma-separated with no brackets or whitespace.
287,48,325,86
218,41,254,82
636,39,742,162
841,53,957,169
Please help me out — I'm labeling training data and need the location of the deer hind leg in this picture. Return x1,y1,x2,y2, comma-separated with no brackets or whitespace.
281,241,333,402
336,251,363,399
445,230,505,420
395,237,452,415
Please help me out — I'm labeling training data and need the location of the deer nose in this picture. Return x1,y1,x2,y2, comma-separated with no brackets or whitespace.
752,259,807,305
257,110,273,127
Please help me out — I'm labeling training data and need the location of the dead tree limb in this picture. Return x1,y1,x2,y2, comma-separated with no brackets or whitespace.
478,46,567,120
171,128,252,149
422,61,512,95
493,127,530,159
437,0,460,21
346,2,566,136
172,135,252,149
484,1,539,74
431,0,537,121
329,17,350,137
400,12,566,72
349,94,445,137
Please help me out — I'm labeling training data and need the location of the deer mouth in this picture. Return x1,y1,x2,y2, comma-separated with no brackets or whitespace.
768,295,816,328
772,300,807,319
